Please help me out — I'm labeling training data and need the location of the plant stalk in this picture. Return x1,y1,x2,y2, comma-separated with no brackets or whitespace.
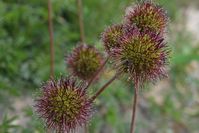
77,0,87,132
77,0,85,43
130,79,139,133
90,72,119,102
48,0,55,78
86,56,110,89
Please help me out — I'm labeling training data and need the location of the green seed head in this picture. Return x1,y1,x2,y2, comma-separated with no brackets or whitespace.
34,77,93,132
101,24,124,52
111,29,170,83
67,44,103,80
125,1,168,33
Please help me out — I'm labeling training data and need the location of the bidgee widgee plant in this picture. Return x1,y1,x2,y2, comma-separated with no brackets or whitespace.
34,0,170,133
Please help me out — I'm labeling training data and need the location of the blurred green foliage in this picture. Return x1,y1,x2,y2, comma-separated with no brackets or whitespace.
0,0,199,133
0,114,19,133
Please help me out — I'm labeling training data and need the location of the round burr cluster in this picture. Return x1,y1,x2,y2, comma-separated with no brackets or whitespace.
125,1,168,33
101,1,170,84
101,24,125,52
110,27,170,83
67,44,103,81
34,77,93,132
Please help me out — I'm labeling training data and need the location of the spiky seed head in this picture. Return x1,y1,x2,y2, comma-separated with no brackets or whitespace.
111,28,170,84
34,77,93,132
125,1,168,33
101,24,125,52
67,44,103,81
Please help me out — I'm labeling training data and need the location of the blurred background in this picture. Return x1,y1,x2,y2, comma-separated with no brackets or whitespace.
0,0,199,133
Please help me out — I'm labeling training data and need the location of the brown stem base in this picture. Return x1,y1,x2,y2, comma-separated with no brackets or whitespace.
90,72,119,102
77,0,85,43
48,0,55,78
130,79,139,133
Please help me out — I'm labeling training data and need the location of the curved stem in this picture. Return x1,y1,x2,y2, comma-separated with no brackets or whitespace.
48,0,55,78
130,79,139,133
90,72,119,102
77,0,85,43
86,56,110,89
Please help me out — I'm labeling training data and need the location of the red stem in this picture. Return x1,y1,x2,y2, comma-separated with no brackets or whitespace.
85,56,110,89
77,0,86,132
48,0,55,78
84,125,88,133
130,79,139,133
90,72,119,102
77,0,85,43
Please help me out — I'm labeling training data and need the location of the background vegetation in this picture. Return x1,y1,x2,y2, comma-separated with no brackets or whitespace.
0,0,199,132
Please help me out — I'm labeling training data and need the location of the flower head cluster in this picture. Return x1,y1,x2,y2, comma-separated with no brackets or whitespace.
111,28,169,83
101,1,170,84
34,1,170,132
34,77,93,132
101,24,125,52
67,44,103,81
125,1,168,33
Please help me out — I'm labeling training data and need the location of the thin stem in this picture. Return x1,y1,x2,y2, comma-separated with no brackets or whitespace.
83,58,108,133
130,79,139,133
48,0,55,78
77,0,85,43
90,72,119,102
46,129,50,133
77,0,86,132
85,56,110,89
84,125,88,133
46,126,52,133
